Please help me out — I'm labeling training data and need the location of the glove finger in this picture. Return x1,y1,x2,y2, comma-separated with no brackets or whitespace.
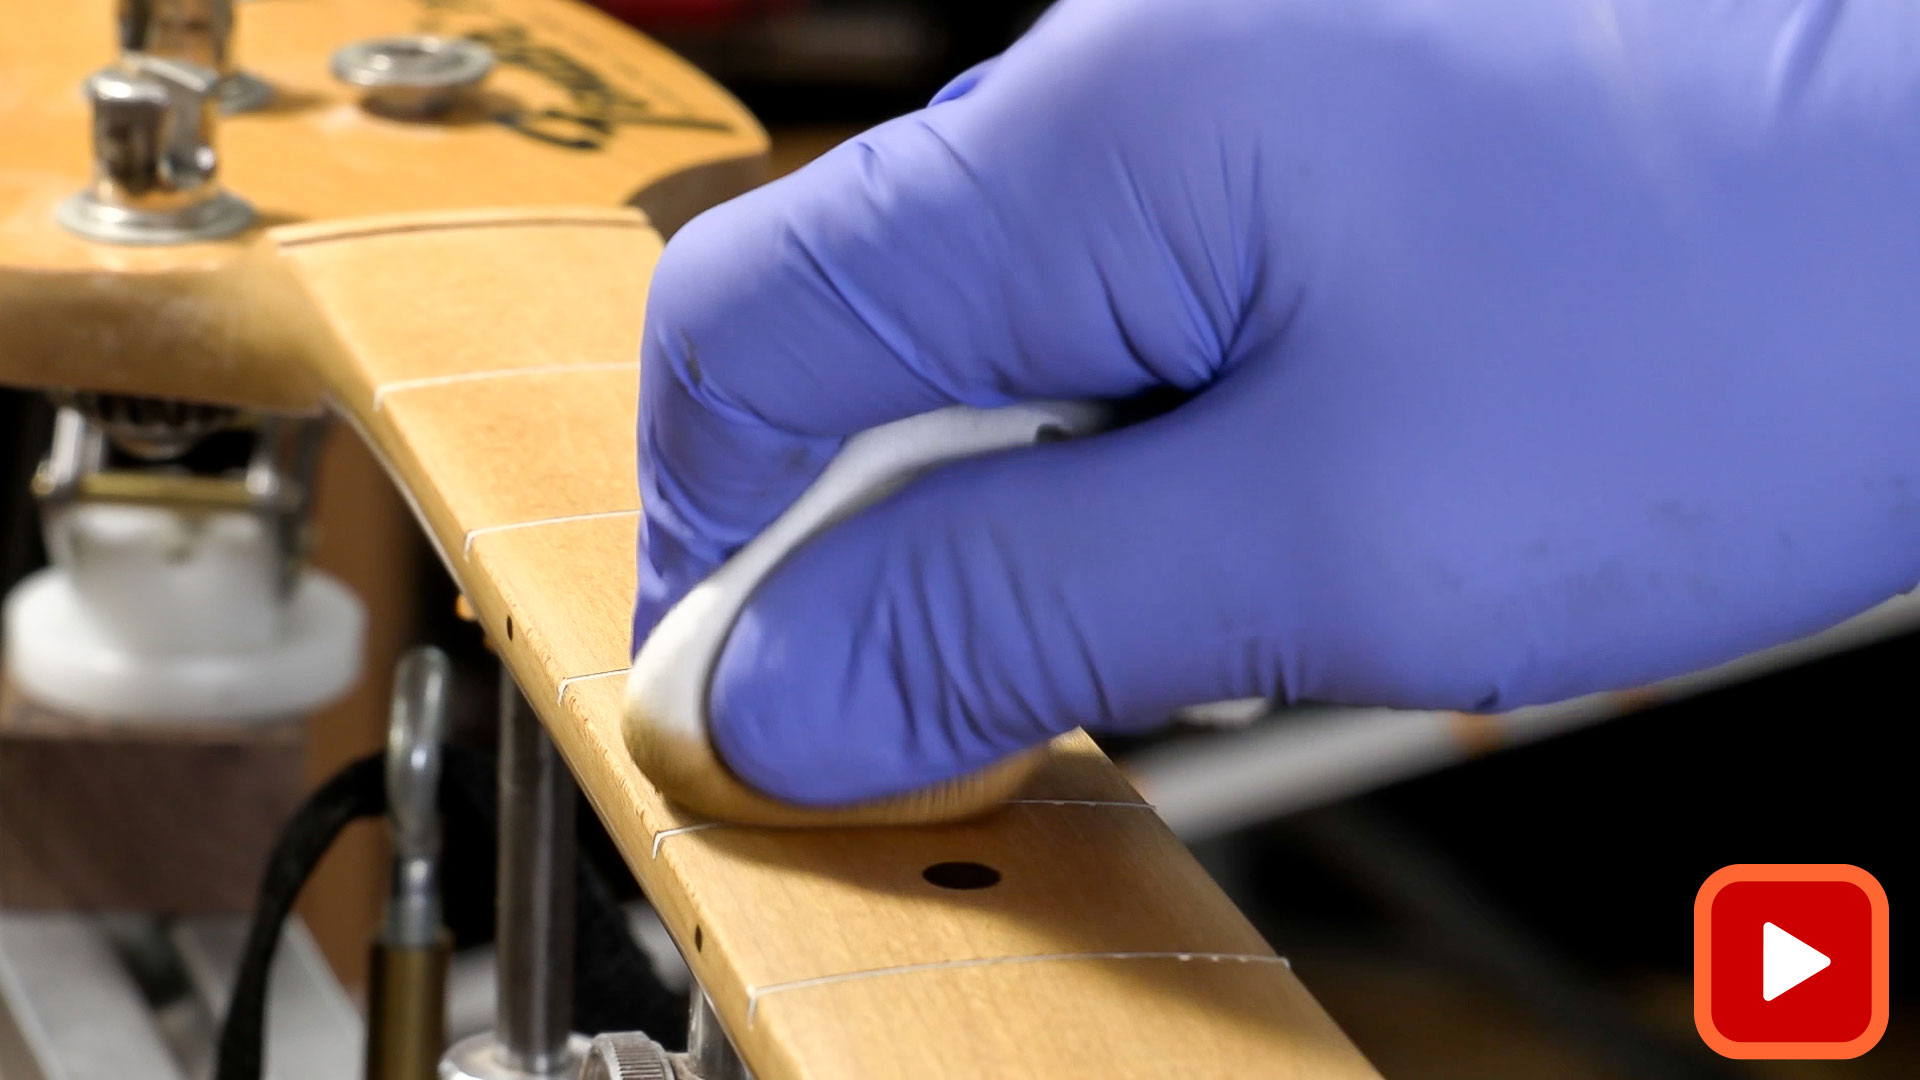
706,407,1282,806
636,8,1255,643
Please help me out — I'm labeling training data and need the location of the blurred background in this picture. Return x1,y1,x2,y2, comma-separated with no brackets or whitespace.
2,2,1912,1077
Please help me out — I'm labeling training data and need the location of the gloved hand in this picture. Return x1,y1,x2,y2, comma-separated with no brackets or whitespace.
635,0,1920,806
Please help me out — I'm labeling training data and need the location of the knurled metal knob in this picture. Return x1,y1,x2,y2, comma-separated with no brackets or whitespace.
578,1032,677,1080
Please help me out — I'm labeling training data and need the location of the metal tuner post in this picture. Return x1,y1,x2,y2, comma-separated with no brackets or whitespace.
117,0,273,111
58,54,254,245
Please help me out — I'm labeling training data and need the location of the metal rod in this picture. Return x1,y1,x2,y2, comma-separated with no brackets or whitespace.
366,646,454,1080
495,667,578,1076
384,648,448,947
687,991,751,1080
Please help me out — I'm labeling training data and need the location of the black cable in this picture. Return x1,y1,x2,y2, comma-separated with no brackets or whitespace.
0,391,54,594
215,755,387,1080
215,744,686,1080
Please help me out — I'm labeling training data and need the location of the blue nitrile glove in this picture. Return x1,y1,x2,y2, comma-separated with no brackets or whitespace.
635,0,1920,806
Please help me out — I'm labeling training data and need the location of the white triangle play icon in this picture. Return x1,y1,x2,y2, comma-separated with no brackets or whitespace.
1763,922,1831,1002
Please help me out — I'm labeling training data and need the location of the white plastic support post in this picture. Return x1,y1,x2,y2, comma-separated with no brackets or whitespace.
2,502,364,724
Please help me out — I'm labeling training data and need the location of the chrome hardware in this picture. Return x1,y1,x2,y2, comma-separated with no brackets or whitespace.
384,648,452,952
570,995,754,1080
331,36,493,119
116,0,272,112
58,57,253,245
436,672,590,1080
218,70,275,113
577,1032,675,1080
118,0,231,73
684,994,750,1080
367,647,455,1080
59,392,237,462
33,405,326,596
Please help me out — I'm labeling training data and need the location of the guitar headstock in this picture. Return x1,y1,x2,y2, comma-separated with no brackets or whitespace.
0,0,766,411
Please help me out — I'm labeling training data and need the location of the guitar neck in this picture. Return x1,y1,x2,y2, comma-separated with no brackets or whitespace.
276,205,1379,1079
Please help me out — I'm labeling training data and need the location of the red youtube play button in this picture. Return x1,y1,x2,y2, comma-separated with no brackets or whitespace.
1695,865,1889,1059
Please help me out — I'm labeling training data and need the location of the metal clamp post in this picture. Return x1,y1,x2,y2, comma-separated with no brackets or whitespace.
438,668,589,1079
685,993,751,1080
367,646,455,1080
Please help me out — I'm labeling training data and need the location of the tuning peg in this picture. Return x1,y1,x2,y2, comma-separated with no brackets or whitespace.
57,56,253,245
116,0,271,112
